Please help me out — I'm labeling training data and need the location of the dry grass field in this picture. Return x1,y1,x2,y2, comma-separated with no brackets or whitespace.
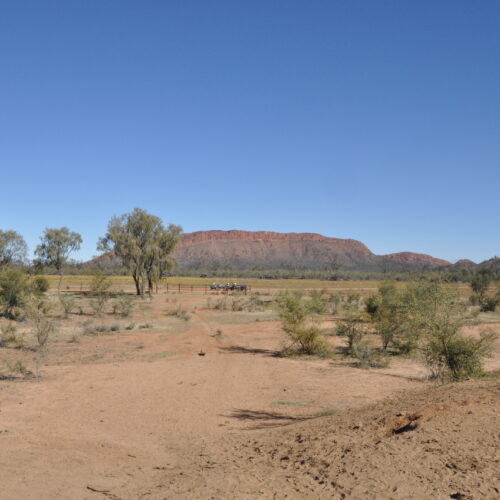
0,280,499,499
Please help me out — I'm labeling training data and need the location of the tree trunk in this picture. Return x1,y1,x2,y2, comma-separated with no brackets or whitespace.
57,269,63,294
133,275,141,295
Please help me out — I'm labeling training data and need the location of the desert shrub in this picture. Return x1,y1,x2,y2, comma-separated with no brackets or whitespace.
125,322,136,330
470,272,491,299
166,305,191,320
277,292,330,356
139,322,153,329
0,268,29,319
112,293,135,317
345,293,361,308
365,295,380,317
109,322,122,331
335,312,367,352
5,360,31,377
32,316,56,347
423,329,497,381
327,292,342,315
352,340,390,368
308,289,327,314
26,296,56,348
1,323,18,344
59,294,76,318
480,296,499,312
366,281,407,351
89,273,112,315
246,293,267,311
230,298,245,311
213,297,228,310
30,276,50,295
469,293,481,306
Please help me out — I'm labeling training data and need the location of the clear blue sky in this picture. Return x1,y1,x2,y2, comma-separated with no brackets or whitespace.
1,0,498,263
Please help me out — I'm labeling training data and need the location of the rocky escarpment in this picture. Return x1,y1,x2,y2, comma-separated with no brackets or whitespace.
173,230,451,271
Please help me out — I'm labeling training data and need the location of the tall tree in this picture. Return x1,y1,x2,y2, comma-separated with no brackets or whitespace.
98,208,182,295
35,227,82,290
0,230,28,268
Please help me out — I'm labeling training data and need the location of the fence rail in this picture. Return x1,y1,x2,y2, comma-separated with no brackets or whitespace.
165,283,250,294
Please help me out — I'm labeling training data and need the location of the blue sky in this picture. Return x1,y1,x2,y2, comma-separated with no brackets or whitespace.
1,0,498,263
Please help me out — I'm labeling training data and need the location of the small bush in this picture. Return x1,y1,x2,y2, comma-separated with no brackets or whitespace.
308,289,327,314
125,322,136,330
277,292,331,357
112,294,135,317
31,276,50,295
59,294,76,318
166,306,191,321
89,273,113,316
32,317,56,347
5,360,31,377
423,329,497,381
109,322,122,331
480,296,499,312
0,269,28,319
352,340,390,368
1,323,18,343
335,314,367,352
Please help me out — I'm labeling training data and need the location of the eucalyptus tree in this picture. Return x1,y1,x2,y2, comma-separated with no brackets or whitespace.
98,208,182,295
0,230,28,268
34,227,82,290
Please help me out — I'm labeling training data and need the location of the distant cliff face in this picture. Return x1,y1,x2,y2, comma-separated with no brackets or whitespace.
172,230,450,271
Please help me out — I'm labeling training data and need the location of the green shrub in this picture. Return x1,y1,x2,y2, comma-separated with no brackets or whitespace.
480,296,499,312
112,294,135,317
0,269,28,319
277,292,331,357
89,273,112,315
31,276,50,295
335,313,366,352
423,329,497,381
1,323,18,344
32,316,56,348
307,289,327,314
59,294,76,318
352,340,390,368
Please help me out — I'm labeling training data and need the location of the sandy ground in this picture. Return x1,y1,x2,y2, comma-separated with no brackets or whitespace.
0,291,499,499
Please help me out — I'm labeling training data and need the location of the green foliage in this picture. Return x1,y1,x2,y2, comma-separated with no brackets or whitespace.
112,293,135,317
470,272,491,298
335,311,367,352
423,329,497,381
277,292,331,356
327,292,342,315
366,281,406,350
479,296,499,312
166,305,191,321
1,323,18,345
307,289,327,314
0,268,29,319
59,294,76,317
98,208,182,295
89,273,112,315
31,276,50,295
34,227,82,272
0,230,28,268
352,340,390,368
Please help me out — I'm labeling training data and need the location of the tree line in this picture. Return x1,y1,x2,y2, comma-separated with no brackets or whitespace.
0,208,183,296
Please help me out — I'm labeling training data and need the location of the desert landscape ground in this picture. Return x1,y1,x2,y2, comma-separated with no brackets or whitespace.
1,279,499,499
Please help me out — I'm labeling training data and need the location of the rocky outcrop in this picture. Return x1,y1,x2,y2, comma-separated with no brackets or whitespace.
173,230,450,271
